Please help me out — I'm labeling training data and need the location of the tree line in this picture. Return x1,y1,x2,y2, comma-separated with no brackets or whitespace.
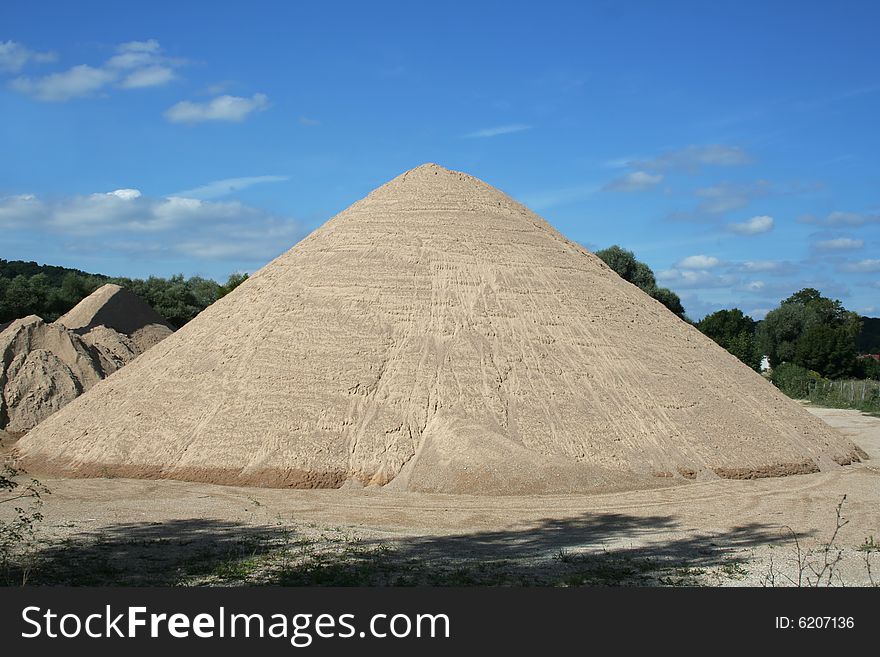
594,246,878,382
0,259,248,328
698,290,878,379
3,254,877,384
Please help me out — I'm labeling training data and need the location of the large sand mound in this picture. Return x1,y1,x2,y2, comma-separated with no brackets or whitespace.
16,164,866,494
1,285,172,433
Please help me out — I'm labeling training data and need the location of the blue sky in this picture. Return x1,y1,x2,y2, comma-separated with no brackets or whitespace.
1,0,878,320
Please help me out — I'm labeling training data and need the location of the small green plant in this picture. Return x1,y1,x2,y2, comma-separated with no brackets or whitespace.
1,461,49,585
806,378,880,414
760,495,878,587
657,567,705,587
769,362,822,399
553,548,573,563
769,362,880,413
718,559,748,579
858,536,878,553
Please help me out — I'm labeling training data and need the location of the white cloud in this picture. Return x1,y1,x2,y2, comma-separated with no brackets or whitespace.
841,259,880,273
173,175,289,200
8,39,182,101
464,124,531,138
741,260,781,272
173,240,257,259
119,66,176,89
727,215,774,235
826,211,880,226
749,307,772,320
636,144,752,172
743,280,766,292
799,210,880,227
603,171,663,192
108,189,142,200
165,93,270,123
657,268,738,289
814,237,864,251
174,219,302,260
827,211,868,225
738,260,797,275
2,188,267,233
1,188,301,263
10,64,115,101
106,52,154,71
677,254,721,269
0,194,44,227
0,40,56,73
694,181,771,215
117,39,161,54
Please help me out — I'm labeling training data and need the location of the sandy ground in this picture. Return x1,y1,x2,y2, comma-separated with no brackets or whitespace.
2,406,878,586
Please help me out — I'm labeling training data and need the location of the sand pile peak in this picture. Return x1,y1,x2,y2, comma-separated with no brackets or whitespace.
1,285,173,434
57,283,173,351
16,164,865,493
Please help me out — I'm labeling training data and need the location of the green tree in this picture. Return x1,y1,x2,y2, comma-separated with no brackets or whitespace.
856,317,880,354
218,271,249,298
56,272,100,316
111,274,222,327
595,245,687,319
858,357,880,380
595,245,657,290
0,278,9,322
649,287,686,319
3,275,34,319
794,323,859,379
697,308,761,371
26,274,51,315
0,259,244,327
757,302,807,366
758,288,861,378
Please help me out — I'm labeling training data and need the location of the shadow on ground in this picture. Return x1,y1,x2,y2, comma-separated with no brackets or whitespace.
3,512,811,586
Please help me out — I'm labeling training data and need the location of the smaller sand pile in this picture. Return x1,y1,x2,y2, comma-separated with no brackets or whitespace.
0,285,173,433
56,283,173,352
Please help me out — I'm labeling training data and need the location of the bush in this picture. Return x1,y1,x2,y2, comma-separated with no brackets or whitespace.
807,379,880,414
1,462,48,584
857,357,880,381
769,362,880,413
769,362,822,399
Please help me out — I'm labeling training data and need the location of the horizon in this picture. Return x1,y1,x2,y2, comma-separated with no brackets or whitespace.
2,1,878,320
